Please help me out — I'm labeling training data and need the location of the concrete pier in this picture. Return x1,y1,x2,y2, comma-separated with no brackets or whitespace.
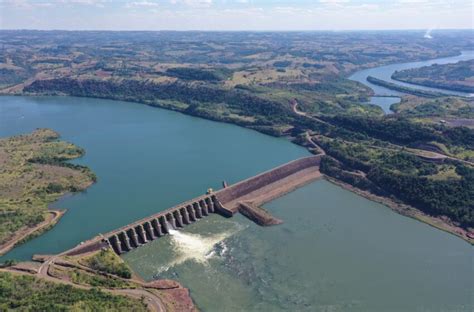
128,229,140,247
120,232,132,251
181,208,190,224
167,213,176,229
174,210,183,227
143,222,154,240
152,218,163,236
187,205,196,222
200,200,209,216
90,155,322,256
136,224,147,244
207,197,215,213
160,216,169,234
194,203,202,219
110,235,123,254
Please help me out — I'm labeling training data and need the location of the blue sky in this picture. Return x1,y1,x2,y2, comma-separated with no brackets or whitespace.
0,0,472,30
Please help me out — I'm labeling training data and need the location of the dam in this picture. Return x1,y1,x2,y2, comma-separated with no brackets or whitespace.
66,155,322,256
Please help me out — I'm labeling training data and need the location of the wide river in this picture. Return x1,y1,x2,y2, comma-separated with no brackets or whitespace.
350,50,474,113
0,52,473,311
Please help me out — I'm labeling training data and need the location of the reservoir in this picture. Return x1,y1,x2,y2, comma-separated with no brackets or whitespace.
0,96,309,260
124,181,473,311
1,95,473,311
350,50,474,113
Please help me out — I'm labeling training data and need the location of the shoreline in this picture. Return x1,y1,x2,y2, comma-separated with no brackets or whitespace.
0,210,65,257
0,134,97,259
3,94,472,247
324,176,474,245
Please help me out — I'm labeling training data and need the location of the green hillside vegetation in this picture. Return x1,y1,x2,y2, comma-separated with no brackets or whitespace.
166,67,231,81
392,60,474,93
0,272,147,311
318,138,473,227
367,76,444,98
0,129,95,245
82,249,132,279
1,30,473,233
393,96,474,118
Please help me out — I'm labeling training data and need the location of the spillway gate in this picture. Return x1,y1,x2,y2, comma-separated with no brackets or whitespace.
106,194,221,255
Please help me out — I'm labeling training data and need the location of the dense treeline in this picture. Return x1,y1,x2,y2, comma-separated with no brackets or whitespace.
22,76,474,230
367,76,444,98
320,156,383,192
392,60,474,93
319,139,474,227
368,164,473,226
321,114,474,150
166,67,229,81
322,115,439,145
25,78,294,124
443,126,474,149
0,272,147,311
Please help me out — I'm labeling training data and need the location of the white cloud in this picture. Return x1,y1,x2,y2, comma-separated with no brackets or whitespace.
126,1,160,8
0,0,472,30
1,0,110,9
319,0,350,3
398,0,429,3
170,0,213,7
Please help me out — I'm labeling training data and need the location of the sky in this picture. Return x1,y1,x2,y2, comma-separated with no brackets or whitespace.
0,0,473,31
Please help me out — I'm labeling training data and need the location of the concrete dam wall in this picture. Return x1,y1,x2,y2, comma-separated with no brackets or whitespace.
106,194,221,255
65,155,321,256
215,155,321,213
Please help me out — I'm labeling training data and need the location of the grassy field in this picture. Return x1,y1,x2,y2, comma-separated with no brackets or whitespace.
80,249,132,279
0,129,95,246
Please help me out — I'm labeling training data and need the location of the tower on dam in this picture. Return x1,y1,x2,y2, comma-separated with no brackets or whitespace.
66,155,321,256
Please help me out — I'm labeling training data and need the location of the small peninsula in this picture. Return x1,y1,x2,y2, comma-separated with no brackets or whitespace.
392,60,474,93
0,129,96,255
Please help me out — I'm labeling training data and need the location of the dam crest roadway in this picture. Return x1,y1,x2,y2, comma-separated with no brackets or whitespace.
66,155,322,256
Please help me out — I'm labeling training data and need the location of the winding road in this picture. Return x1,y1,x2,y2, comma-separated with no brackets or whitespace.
0,210,64,256
291,99,473,166
34,254,166,312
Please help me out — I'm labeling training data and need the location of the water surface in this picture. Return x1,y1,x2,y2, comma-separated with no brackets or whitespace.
350,50,474,113
0,96,308,260
1,96,473,311
124,180,473,311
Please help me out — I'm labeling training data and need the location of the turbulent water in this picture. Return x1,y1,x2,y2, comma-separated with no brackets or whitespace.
160,223,242,273
124,181,473,312
1,92,473,311
0,96,308,261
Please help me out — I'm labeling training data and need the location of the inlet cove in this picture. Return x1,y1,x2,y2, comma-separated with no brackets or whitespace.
1,95,472,311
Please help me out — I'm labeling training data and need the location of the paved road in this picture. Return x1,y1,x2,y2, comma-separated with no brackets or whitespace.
292,100,473,166
35,256,165,312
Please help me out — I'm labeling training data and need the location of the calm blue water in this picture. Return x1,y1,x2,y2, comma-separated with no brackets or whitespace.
350,51,474,113
0,96,309,261
1,95,472,311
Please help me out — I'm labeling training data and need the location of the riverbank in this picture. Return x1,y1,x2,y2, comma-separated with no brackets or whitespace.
0,129,96,256
324,176,474,245
0,210,64,256
391,59,474,94
367,76,444,98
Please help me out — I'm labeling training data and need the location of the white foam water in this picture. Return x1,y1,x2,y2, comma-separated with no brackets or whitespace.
165,227,238,269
